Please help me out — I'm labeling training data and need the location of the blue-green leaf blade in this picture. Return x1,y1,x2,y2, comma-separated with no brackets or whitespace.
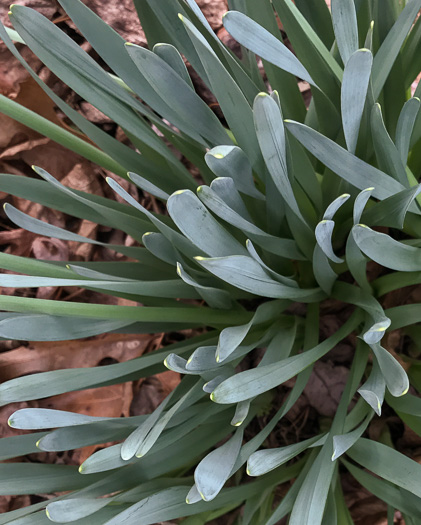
331,0,359,64
223,11,315,86
341,49,373,154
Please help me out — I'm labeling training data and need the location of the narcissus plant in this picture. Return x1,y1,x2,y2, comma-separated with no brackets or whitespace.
0,0,421,523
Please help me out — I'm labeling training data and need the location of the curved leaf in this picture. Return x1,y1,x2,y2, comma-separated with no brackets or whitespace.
223,11,315,86
353,224,421,271
196,255,324,301
194,429,243,501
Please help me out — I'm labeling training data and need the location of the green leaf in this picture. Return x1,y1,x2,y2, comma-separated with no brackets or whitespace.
271,0,343,100
285,121,405,200
216,300,287,363
386,392,421,417
209,177,253,220
246,240,298,287
121,393,174,461
402,12,421,89
289,441,336,525
0,464,101,496
247,434,321,476
370,103,408,186
177,263,232,309
396,97,421,163
343,460,421,520
195,255,324,301
46,498,111,523
0,315,133,342
332,413,372,460
323,193,351,220
341,49,373,154
370,343,409,397
167,190,247,257
362,185,421,229
231,400,251,427
205,146,264,200
107,178,200,259
8,6,184,170
210,311,361,404
179,15,262,170
0,94,126,178
313,244,337,294
0,432,46,461
253,93,305,222
8,409,111,430
294,0,334,49
222,11,315,86
153,42,194,88
353,224,421,271
186,347,218,373
0,332,221,404
197,185,304,259
0,273,200,300
128,172,170,200
97,487,189,525
0,21,178,189
331,0,359,64
372,0,421,99
142,232,178,266
353,188,375,224
263,452,315,525
3,202,143,259
136,387,204,459
358,360,386,416
37,419,144,453
315,219,343,264
194,429,243,501
125,43,230,146
0,174,154,242
347,437,421,499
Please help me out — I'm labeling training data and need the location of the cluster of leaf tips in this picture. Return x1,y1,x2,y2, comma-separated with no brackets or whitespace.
0,0,421,523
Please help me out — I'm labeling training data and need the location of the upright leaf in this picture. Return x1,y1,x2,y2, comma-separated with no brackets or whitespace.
331,0,359,65
341,49,373,154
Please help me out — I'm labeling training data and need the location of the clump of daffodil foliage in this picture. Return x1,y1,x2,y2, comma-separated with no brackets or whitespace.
0,0,421,523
